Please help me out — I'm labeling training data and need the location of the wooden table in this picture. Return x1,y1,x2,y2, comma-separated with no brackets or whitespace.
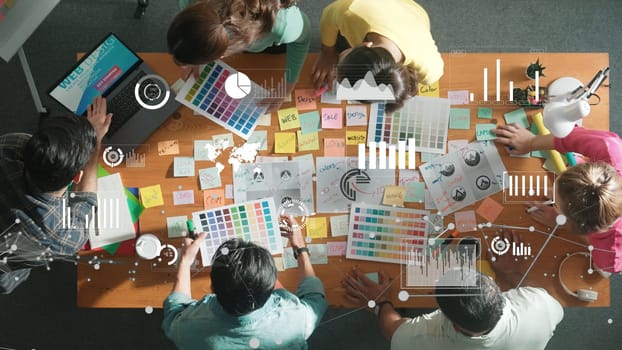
77,52,610,308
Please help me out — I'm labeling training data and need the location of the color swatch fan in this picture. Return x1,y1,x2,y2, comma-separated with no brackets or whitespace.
192,198,283,266
176,60,269,139
347,204,429,264
368,96,450,153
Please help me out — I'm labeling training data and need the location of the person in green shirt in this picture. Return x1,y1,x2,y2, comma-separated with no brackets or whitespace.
168,0,311,111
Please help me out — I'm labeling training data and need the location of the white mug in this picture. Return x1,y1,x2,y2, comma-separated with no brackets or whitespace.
135,234,162,260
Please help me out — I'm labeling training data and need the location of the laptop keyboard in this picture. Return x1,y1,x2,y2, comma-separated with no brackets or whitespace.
106,71,147,137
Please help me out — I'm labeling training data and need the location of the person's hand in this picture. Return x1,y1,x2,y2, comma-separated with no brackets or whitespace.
527,202,560,228
312,46,338,90
179,232,207,268
180,65,201,80
489,230,525,285
86,96,112,143
491,123,536,155
280,215,305,249
342,268,393,306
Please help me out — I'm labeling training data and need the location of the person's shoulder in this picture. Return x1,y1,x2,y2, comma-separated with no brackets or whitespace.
504,287,561,310
0,133,31,156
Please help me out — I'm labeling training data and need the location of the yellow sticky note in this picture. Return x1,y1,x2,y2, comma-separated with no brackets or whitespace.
307,217,328,239
418,81,440,97
274,132,297,153
297,131,319,151
346,131,367,145
139,184,164,208
277,107,300,130
382,186,406,207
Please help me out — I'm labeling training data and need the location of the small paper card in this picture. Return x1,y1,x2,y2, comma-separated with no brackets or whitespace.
345,105,367,126
198,167,222,190
327,241,347,256
157,140,179,156
247,130,268,151
203,189,225,209
295,89,318,111
297,131,320,151
274,132,297,153
475,124,497,141
321,108,343,129
418,81,440,97
299,111,321,134
449,108,471,129
194,140,214,161
212,133,234,149
278,107,300,130
307,217,328,239
346,131,366,145
173,157,195,177
478,107,493,119
173,190,195,205
324,138,346,156
330,214,349,237
167,216,188,238
139,184,164,208
382,186,406,207
477,197,504,223
448,90,469,105
404,182,425,203
454,210,477,232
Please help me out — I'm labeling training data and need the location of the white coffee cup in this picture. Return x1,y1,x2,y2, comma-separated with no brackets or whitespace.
135,234,162,260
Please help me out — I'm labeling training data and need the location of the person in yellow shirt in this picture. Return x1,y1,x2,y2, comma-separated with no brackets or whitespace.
312,0,444,114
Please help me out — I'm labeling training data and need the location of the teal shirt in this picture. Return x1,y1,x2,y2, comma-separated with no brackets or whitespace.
179,0,311,83
162,276,327,350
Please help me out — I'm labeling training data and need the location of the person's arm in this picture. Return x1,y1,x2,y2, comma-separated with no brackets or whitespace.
72,96,111,193
281,8,311,85
489,230,535,289
281,216,315,280
342,268,409,341
312,2,341,89
171,233,206,296
492,123,554,155
553,126,622,163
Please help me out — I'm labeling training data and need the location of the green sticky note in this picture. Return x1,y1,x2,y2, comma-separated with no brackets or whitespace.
475,124,497,141
449,108,471,129
478,107,493,119
421,152,441,163
504,108,529,128
299,111,321,134
405,182,426,203
365,272,379,284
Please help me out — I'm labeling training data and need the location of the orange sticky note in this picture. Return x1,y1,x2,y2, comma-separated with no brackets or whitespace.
203,189,225,209
324,138,345,156
297,131,319,151
139,185,164,208
307,217,328,239
476,197,504,223
454,210,477,232
277,107,300,130
157,140,179,156
274,132,297,153
346,131,367,145
295,89,318,111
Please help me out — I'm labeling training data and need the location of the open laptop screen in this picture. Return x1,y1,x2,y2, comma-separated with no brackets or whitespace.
49,33,141,115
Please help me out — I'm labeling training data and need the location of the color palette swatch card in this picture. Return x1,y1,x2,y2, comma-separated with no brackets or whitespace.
419,141,507,215
175,60,269,139
347,204,429,264
192,198,283,266
368,97,450,154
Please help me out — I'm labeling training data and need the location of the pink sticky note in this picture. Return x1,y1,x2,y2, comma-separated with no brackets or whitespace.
454,210,477,232
324,138,346,157
327,241,347,256
295,89,318,111
476,197,504,223
447,90,469,105
173,190,195,205
321,108,343,129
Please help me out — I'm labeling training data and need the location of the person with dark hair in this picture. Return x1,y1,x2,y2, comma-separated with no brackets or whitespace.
312,0,444,114
342,231,563,349
0,96,112,294
168,0,311,111
493,123,622,274
162,216,327,349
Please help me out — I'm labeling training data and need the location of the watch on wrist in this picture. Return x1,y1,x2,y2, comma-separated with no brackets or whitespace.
293,246,310,259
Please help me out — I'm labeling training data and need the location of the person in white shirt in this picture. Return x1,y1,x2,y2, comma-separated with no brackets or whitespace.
342,230,564,350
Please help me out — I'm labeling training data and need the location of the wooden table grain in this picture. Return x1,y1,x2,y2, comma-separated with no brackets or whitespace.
77,52,610,308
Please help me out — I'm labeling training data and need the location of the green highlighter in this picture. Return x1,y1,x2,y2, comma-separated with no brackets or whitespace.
186,219,196,239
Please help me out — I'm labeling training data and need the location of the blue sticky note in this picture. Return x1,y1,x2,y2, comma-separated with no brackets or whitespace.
420,152,441,163
475,124,497,141
198,167,222,190
478,107,493,119
405,182,426,203
449,108,471,129
173,157,195,177
504,108,529,128
299,111,321,134
194,140,213,161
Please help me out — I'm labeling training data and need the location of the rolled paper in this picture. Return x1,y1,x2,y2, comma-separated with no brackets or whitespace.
532,113,567,174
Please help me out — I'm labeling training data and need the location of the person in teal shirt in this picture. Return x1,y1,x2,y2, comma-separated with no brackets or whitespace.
168,0,311,111
162,216,327,349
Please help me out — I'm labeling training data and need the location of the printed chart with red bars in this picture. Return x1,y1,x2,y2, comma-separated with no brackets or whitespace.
347,204,430,264
368,96,450,154
175,60,269,139
192,198,282,266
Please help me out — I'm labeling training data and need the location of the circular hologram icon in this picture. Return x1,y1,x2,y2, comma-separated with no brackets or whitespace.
134,74,171,110
556,214,567,226
398,290,409,302
249,338,260,349
225,72,252,99
367,300,376,309
490,236,510,255
102,146,124,167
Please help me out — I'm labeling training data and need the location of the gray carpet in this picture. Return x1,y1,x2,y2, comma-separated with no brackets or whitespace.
1,0,621,349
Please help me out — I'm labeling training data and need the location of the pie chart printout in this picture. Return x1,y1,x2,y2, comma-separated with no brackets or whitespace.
225,72,252,99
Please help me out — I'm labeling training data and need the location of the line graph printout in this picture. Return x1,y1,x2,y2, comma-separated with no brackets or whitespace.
175,60,269,139
368,96,450,154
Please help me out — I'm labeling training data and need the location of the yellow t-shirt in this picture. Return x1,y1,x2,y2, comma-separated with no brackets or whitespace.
320,0,444,85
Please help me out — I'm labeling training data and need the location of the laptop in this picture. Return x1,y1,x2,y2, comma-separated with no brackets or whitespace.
48,33,180,151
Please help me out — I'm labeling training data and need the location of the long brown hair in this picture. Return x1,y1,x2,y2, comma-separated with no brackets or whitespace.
557,162,622,234
336,46,418,114
167,0,295,65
